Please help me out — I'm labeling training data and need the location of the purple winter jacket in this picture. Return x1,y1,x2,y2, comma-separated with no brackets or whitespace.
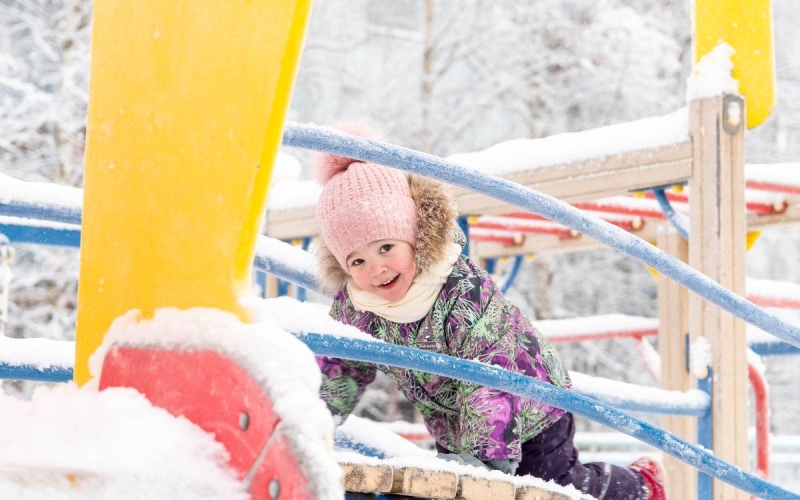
317,251,571,461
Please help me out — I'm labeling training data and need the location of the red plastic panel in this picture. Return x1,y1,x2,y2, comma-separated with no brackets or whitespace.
99,346,316,499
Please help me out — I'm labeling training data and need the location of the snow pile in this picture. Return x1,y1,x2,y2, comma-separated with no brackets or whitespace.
258,296,375,341
690,337,712,379
267,180,322,211
747,277,800,302
0,172,82,209
745,163,800,188
0,384,246,500
270,152,303,184
447,108,689,177
536,314,658,340
686,42,738,101
88,307,343,500
0,336,73,370
569,372,709,412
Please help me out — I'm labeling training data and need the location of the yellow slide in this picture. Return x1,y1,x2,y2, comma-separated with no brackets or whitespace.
694,0,775,128
75,0,312,384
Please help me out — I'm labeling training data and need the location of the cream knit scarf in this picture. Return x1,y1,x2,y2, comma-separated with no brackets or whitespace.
347,242,462,324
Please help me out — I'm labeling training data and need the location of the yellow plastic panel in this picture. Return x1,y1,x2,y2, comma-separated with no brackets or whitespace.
75,0,313,384
694,0,775,128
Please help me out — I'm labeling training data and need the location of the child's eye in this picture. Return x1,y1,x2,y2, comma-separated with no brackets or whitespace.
379,244,393,254
350,258,364,267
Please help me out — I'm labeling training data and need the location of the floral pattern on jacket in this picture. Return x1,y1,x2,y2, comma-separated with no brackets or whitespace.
317,251,571,461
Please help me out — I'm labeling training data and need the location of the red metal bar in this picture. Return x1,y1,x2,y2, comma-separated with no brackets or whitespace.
642,191,785,215
747,180,800,196
471,221,575,239
571,202,666,220
502,212,643,231
545,329,657,344
748,362,770,480
747,295,800,310
468,233,520,246
635,337,661,383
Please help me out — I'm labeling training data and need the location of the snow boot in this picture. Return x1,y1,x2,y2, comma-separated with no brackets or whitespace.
629,456,666,500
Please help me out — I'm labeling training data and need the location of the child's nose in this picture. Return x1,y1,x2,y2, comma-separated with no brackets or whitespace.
369,263,385,277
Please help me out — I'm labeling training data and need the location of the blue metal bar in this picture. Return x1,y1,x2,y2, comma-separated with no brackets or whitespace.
255,270,268,298
500,255,524,294
277,279,290,297
334,433,388,459
749,342,800,357
484,258,496,274
0,223,80,248
457,216,469,257
653,188,689,240
697,370,714,500
282,124,800,349
0,200,81,225
252,237,325,296
0,363,73,382
298,332,797,500
0,213,327,297
296,238,311,302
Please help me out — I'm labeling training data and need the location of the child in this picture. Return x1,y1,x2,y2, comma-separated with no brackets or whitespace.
313,140,666,500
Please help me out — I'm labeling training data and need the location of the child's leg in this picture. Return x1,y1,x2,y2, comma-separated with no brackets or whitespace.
517,413,647,500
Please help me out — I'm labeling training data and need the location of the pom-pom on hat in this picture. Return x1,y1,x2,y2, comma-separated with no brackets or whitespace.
314,124,417,271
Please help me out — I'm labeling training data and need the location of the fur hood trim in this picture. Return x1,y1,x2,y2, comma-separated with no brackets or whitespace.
315,174,457,291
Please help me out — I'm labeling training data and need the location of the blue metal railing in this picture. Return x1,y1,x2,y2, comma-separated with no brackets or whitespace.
500,255,524,294
299,331,797,500
282,123,800,349
653,188,690,240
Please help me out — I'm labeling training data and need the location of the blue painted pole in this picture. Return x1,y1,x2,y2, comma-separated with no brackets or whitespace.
282,124,800,349
298,332,797,500
653,188,689,240
457,216,470,257
296,238,311,302
697,370,714,500
0,224,81,248
0,363,73,383
500,255,524,294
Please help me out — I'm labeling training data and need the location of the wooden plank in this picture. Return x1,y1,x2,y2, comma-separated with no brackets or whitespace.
747,205,800,229
339,462,393,493
657,231,695,500
515,485,572,500
263,143,692,240
457,474,516,500
454,158,692,216
264,205,318,240
455,141,692,191
266,275,279,299
392,467,459,499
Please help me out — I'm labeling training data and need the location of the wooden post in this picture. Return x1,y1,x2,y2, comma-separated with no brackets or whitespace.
657,230,695,500
689,95,748,500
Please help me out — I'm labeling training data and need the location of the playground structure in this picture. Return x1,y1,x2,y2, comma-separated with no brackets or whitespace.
0,0,798,499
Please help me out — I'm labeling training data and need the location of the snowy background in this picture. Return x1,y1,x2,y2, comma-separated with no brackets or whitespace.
2,0,800,491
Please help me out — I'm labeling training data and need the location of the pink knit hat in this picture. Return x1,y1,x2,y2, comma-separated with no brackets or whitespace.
315,145,417,271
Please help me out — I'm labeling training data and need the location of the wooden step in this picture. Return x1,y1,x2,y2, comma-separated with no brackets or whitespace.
338,458,593,500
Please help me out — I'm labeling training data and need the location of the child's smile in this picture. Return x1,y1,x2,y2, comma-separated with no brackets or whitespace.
347,239,416,302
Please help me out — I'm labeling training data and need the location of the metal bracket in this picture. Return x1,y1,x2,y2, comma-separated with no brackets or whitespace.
722,94,744,134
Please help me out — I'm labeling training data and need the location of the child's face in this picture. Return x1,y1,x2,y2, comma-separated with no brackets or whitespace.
346,239,416,302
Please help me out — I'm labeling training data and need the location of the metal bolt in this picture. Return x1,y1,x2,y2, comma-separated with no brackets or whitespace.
726,100,741,128
238,411,249,431
268,478,280,499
